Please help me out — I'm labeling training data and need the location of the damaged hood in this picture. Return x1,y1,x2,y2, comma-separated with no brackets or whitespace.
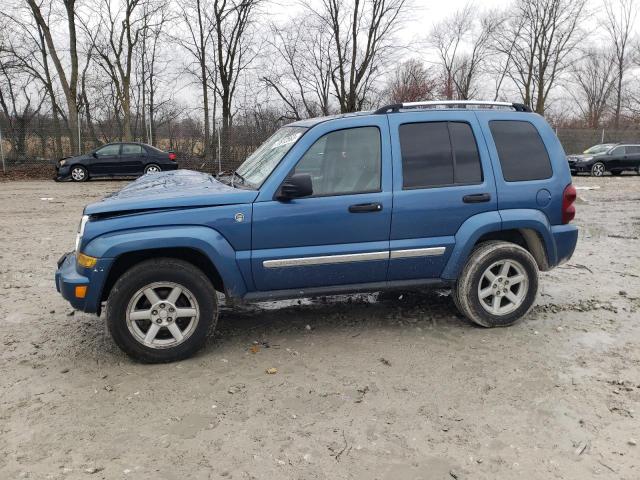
84,169,258,215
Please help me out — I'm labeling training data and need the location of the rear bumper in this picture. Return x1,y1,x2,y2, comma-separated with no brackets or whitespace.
55,252,111,314
550,224,579,266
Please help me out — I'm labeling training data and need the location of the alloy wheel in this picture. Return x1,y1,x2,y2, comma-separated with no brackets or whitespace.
477,259,529,316
126,282,200,349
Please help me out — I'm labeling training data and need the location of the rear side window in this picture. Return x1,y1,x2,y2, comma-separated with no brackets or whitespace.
399,121,482,189
489,121,552,182
122,144,143,155
627,146,640,154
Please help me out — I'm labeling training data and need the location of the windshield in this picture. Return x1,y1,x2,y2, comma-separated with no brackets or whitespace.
235,126,307,187
584,144,615,154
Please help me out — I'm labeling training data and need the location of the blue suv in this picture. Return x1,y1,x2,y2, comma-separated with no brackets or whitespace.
55,101,578,362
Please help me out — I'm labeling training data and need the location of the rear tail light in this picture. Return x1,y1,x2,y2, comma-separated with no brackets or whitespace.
168,152,176,161
562,184,576,224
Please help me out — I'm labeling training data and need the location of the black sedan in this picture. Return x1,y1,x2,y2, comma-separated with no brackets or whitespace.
55,142,178,182
567,143,640,177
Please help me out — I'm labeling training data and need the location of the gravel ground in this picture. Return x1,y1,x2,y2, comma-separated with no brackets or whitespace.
1,175,639,480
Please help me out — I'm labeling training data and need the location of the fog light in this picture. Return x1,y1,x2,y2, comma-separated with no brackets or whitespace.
75,286,87,298
77,252,97,268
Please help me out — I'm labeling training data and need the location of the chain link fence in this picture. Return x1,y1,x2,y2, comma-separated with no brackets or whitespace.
1,116,640,180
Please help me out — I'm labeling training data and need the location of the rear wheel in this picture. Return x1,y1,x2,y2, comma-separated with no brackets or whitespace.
144,164,161,174
591,162,605,177
453,241,538,328
106,258,217,362
70,165,88,182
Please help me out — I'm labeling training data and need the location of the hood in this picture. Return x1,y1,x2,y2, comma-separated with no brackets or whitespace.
84,169,258,215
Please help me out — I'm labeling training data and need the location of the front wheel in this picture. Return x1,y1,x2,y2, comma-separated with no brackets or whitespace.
453,241,539,328
591,162,606,177
70,165,89,182
106,258,218,362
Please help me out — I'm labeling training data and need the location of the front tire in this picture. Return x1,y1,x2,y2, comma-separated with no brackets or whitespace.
106,258,218,362
70,166,89,182
453,241,538,328
591,162,605,177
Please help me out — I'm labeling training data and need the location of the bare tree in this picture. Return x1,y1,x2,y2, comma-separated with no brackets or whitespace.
26,0,81,153
502,0,587,113
88,0,148,141
384,59,437,102
603,0,638,127
212,0,261,164
304,0,408,113
262,16,332,120
177,0,216,161
570,48,617,128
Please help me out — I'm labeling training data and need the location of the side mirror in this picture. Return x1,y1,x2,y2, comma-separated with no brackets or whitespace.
277,173,313,200
92,152,98,158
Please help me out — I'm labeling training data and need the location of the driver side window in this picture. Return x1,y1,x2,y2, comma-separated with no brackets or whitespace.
95,144,121,157
293,126,381,196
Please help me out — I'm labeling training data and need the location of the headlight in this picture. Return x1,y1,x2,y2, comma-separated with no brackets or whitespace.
75,215,89,252
59,159,67,166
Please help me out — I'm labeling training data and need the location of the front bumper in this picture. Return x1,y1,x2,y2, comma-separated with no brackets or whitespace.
55,252,110,313
55,164,71,181
567,162,592,173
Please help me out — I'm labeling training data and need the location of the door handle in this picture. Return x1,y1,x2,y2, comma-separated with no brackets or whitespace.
349,202,383,213
463,193,491,203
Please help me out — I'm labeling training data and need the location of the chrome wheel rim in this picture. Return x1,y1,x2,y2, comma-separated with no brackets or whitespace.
478,259,528,316
126,282,199,349
145,165,160,174
592,163,604,176
71,167,86,181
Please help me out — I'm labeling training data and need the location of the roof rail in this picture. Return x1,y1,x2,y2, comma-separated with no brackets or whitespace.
374,100,532,114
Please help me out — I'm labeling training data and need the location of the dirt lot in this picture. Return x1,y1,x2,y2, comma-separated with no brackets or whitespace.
1,176,639,479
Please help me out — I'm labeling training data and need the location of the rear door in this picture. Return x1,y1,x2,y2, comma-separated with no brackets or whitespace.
120,144,146,174
251,117,392,291
623,145,640,171
90,144,121,175
387,111,497,280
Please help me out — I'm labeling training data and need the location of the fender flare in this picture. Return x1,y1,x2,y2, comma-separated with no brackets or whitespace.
84,225,248,298
441,209,557,280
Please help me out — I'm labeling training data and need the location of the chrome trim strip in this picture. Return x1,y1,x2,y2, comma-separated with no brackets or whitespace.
389,247,446,259
263,251,389,268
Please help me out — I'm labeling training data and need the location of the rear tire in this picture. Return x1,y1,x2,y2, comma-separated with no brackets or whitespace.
144,164,161,174
453,241,538,328
106,258,218,363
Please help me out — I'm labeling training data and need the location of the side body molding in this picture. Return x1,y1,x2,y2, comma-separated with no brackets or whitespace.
84,225,249,298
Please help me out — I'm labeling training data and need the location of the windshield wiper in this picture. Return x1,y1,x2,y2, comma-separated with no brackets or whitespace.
231,170,248,188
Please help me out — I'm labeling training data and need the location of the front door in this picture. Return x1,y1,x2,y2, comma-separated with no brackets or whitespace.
251,118,392,291
90,144,121,175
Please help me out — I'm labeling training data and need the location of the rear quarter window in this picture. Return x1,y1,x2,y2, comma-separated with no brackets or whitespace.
489,120,552,182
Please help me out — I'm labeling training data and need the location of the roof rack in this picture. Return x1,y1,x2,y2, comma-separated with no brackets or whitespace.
374,100,532,114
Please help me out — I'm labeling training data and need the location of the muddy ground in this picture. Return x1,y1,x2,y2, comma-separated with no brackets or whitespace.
1,175,639,479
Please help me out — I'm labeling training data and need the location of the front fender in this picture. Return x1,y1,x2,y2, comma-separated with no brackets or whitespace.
84,225,248,298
